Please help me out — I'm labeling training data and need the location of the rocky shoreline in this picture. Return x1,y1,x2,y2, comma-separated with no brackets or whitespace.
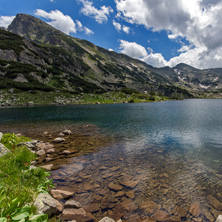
1,128,222,222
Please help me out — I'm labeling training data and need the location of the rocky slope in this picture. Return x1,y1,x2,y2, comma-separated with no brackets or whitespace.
0,13,221,100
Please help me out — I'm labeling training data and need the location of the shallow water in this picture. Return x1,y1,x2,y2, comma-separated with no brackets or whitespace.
1,99,222,221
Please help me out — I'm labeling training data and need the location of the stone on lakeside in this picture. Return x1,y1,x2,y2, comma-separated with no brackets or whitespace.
63,130,73,135
0,143,10,157
53,137,65,143
99,217,115,222
36,149,46,156
46,148,55,154
41,164,53,171
34,193,63,216
216,215,222,222
63,150,71,154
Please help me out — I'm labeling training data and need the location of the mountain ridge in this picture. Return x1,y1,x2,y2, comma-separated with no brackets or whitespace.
0,13,222,104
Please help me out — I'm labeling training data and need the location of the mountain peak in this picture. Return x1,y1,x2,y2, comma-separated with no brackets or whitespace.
8,13,63,44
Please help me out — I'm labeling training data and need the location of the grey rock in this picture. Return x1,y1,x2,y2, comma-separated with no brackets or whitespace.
41,164,53,171
0,143,10,157
36,149,45,156
53,137,65,143
99,217,116,222
0,132,3,140
34,193,63,216
216,215,222,222
62,130,73,135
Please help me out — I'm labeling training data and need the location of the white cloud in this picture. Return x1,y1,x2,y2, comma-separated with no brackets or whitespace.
108,48,114,51
35,10,94,36
84,27,94,35
35,9,76,34
50,0,54,2
113,20,121,31
119,40,167,67
113,20,130,34
122,25,130,34
0,16,15,28
119,40,147,59
79,0,113,23
76,20,83,30
115,0,222,68
143,53,168,68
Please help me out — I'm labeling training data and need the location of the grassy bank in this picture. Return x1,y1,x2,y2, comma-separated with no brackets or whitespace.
0,133,53,221
0,89,170,107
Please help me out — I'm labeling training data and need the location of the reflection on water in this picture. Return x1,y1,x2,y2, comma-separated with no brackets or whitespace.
0,99,222,221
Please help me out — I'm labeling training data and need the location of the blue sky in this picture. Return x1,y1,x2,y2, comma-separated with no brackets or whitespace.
1,0,222,69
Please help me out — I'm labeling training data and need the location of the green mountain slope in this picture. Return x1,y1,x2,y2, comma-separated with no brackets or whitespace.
3,13,192,99
2,13,222,105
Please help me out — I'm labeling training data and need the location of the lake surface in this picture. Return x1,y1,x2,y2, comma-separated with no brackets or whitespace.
0,99,222,221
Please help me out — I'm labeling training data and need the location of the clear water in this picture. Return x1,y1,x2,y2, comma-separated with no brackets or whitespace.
0,99,222,221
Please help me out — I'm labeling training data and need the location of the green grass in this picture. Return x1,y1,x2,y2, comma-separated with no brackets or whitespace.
0,133,53,221
0,90,169,106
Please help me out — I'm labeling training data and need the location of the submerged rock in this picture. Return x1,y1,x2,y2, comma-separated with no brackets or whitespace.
65,200,82,209
207,195,222,211
51,189,74,200
108,182,123,191
189,202,201,218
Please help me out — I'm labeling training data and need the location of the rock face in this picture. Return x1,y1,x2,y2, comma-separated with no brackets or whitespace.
0,143,10,157
34,193,63,216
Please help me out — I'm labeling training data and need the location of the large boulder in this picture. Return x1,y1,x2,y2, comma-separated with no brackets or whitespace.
34,193,63,216
0,143,10,157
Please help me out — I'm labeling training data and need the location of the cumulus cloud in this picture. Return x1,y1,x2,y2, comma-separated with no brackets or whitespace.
122,25,130,34
113,20,121,31
84,27,94,35
35,10,94,36
35,9,76,34
79,0,113,23
119,40,147,59
113,20,130,34
118,40,167,67
115,0,222,68
0,16,15,28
